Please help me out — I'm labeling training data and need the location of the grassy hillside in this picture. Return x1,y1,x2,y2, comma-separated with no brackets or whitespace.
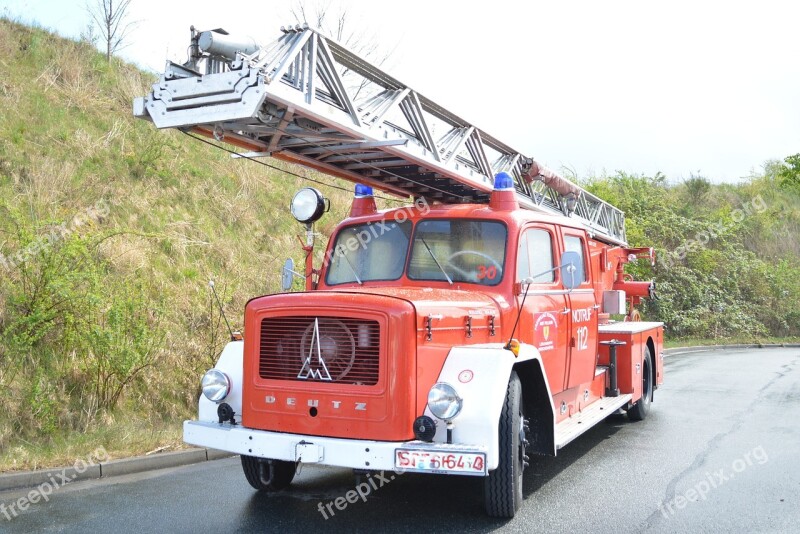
0,19,798,470
0,19,357,469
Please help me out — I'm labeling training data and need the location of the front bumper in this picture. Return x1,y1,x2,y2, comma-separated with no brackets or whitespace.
184,420,487,474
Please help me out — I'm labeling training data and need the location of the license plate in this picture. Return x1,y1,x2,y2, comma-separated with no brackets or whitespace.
394,449,486,475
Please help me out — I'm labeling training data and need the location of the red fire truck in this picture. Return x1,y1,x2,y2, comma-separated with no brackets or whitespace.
135,24,664,517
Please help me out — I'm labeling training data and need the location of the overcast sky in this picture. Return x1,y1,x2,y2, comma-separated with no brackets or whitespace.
3,0,799,183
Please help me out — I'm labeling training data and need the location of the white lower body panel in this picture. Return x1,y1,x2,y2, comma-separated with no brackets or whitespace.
554,394,632,449
184,421,488,474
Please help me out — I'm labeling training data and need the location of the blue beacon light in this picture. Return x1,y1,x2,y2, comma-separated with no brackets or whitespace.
355,184,374,197
493,172,514,190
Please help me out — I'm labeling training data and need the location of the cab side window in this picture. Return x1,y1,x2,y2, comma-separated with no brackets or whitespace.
563,235,588,282
517,229,554,283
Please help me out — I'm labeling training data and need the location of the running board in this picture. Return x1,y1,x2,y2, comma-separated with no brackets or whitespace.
554,394,632,450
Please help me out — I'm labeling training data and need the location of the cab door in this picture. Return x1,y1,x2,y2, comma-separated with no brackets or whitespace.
516,225,569,395
561,229,599,390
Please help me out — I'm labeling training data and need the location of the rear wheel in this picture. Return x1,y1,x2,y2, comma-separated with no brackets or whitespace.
484,371,526,517
241,455,296,491
627,347,653,421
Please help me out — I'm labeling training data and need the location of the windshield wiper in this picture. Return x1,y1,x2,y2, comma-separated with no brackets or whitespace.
419,237,453,285
336,245,363,285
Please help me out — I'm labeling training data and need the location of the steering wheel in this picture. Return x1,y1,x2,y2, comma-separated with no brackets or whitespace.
445,250,503,282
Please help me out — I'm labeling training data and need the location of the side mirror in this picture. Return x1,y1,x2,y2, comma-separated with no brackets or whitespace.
281,258,296,292
560,250,583,290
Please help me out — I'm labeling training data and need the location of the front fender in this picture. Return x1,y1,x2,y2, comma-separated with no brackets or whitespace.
426,343,547,470
198,341,244,422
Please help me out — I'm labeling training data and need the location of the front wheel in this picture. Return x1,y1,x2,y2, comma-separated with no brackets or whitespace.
484,371,526,517
627,347,653,421
241,455,296,492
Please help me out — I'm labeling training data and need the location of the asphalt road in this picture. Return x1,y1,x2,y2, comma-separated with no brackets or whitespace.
2,347,798,533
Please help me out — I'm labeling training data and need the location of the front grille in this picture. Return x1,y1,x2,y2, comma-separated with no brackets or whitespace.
259,316,380,385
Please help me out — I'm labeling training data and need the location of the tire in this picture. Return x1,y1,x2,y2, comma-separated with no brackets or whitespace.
241,455,296,492
484,371,525,518
627,347,653,422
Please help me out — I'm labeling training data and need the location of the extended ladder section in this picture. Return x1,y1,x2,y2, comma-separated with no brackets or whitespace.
134,25,627,245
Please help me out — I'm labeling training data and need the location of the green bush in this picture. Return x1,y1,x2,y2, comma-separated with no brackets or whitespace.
0,203,165,437
586,170,800,340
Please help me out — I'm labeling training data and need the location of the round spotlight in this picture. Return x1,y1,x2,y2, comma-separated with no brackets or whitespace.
290,187,327,224
427,382,463,421
413,415,437,442
201,369,231,403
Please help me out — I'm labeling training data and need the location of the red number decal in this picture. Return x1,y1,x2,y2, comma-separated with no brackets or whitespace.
477,266,497,281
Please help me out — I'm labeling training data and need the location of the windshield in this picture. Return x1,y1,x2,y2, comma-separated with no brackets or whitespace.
325,221,412,285
408,220,507,285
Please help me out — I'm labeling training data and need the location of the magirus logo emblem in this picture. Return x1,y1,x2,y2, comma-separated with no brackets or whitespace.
298,318,333,381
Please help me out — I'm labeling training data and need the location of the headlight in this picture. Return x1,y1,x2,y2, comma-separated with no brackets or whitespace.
290,187,327,224
201,369,231,403
427,382,463,421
